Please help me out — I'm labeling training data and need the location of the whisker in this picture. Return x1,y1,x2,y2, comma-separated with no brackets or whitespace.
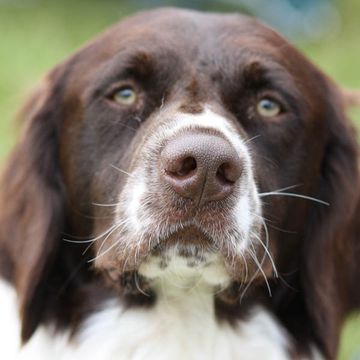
83,241,96,256
90,219,130,262
134,272,151,297
239,229,272,303
110,164,134,178
133,116,143,124
92,202,120,208
260,218,277,276
277,273,298,292
252,231,278,278
82,223,124,256
119,122,137,132
252,212,294,234
259,192,329,206
88,237,119,263
252,212,277,224
63,224,118,244
261,184,302,193
240,272,254,303
243,134,261,145
239,252,249,283
248,247,272,297
267,223,297,234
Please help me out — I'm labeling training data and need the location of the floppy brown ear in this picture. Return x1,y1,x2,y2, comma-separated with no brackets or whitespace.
301,80,360,358
0,67,67,342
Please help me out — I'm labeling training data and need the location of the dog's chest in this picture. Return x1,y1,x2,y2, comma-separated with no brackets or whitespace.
72,295,291,360
1,279,291,360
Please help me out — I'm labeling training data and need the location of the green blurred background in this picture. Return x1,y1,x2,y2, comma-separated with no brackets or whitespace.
0,0,359,358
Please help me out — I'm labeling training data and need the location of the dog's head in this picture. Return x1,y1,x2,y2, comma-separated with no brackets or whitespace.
0,8,359,358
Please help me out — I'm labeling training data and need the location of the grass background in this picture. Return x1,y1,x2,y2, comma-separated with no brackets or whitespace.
0,0,359,358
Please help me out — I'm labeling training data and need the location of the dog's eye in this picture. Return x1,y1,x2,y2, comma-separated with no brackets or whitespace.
256,98,281,117
112,86,137,105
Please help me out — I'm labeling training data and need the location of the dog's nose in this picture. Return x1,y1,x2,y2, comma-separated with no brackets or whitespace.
160,132,242,204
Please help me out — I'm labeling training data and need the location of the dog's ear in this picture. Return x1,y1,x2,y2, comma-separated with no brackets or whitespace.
301,78,360,358
0,66,68,342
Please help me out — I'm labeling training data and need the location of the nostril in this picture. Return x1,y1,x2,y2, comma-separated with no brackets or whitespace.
216,162,241,185
167,156,197,178
178,156,197,176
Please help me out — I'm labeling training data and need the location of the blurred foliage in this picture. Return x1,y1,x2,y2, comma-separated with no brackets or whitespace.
0,0,359,358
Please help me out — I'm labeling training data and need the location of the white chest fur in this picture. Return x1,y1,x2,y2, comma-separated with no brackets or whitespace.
0,278,292,360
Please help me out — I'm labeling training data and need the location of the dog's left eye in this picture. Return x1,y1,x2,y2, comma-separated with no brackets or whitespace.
256,98,281,117
112,86,137,105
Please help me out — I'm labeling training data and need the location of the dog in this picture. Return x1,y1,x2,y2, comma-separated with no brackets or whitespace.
0,7,359,360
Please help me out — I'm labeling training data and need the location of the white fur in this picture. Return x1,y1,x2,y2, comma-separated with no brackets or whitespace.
138,249,231,287
127,179,147,233
0,278,295,360
0,280,21,359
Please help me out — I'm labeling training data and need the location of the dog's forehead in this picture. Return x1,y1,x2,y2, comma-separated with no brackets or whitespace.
63,8,303,100
109,8,273,45
71,8,292,74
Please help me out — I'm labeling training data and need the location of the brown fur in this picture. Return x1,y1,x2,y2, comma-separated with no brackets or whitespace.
0,8,359,359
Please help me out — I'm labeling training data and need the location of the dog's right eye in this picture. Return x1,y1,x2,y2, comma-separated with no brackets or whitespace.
112,86,137,106
256,97,282,118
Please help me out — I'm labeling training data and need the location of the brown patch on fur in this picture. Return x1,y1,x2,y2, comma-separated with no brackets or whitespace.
178,78,204,114
178,102,204,114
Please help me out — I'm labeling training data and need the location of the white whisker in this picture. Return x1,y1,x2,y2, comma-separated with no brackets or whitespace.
239,252,249,283
133,116,143,124
92,202,120,208
243,134,261,144
63,224,119,244
134,272,151,297
88,219,129,263
259,191,329,206
248,247,272,298
110,164,134,178
252,231,278,278
262,184,302,193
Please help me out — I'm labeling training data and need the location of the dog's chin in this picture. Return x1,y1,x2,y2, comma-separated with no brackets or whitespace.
137,226,233,290
100,224,262,296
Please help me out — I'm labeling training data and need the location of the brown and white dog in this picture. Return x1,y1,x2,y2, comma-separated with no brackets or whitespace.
0,8,359,360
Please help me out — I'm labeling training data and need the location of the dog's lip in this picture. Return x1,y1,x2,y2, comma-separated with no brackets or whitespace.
153,224,217,253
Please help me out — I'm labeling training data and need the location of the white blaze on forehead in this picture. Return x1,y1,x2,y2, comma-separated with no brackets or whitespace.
166,107,248,158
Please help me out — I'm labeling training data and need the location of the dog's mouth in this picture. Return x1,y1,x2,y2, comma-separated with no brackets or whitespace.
98,212,265,291
153,225,216,253
98,172,266,291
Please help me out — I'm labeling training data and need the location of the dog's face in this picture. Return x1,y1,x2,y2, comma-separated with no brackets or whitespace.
1,8,359,357
59,10,332,288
